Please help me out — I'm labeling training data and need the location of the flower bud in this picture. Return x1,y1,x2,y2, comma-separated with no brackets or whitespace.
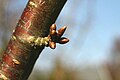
58,26,67,37
50,30,56,36
50,24,56,30
59,37,69,44
49,42,56,49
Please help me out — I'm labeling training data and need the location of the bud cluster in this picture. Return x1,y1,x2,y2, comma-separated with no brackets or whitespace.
48,24,69,49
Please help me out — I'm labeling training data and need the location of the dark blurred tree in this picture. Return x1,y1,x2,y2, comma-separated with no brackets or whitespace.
107,39,120,80
29,59,79,80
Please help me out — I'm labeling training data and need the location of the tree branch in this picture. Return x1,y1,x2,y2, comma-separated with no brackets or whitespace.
0,0,67,80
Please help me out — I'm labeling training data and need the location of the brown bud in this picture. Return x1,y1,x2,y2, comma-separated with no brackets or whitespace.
50,24,56,30
59,37,69,44
50,30,57,36
58,26,67,37
49,42,56,49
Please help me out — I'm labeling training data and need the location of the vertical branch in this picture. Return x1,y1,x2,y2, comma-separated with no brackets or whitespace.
0,0,67,80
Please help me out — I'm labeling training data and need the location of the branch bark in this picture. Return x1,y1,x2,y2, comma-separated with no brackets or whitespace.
0,0,67,80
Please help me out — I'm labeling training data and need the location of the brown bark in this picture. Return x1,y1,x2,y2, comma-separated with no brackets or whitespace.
0,0,67,80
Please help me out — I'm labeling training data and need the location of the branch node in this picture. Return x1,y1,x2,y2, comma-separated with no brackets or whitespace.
26,24,69,49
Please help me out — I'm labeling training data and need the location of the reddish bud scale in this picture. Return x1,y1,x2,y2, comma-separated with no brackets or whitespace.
50,24,56,30
59,37,69,44
49,42,56,49
57,26,67,37
50,30,56,36
0,0,67,80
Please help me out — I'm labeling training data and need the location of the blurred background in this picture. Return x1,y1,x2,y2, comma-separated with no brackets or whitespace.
0,0,120,80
